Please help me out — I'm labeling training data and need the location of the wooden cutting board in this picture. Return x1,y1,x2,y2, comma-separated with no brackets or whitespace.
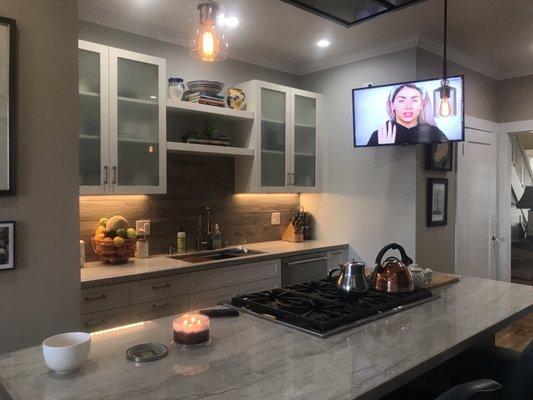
417,271,461,290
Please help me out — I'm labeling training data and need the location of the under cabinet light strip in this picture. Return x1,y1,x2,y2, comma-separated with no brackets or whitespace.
90,322,146,336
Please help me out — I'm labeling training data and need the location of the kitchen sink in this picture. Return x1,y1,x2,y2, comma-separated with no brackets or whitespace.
169,248,263,264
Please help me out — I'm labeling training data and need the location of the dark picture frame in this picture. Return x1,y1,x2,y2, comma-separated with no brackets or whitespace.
0,17,17,195
0,221,15,270
426,142,453,171
427,178,448,227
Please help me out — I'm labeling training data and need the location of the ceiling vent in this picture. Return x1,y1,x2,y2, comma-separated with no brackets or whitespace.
281,0,427,27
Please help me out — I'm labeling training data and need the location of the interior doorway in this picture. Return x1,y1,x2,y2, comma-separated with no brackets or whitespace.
456,128,499,279
508,131,533,286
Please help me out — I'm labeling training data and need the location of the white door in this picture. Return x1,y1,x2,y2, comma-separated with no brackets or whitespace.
456,128,498,279
109,47,166,195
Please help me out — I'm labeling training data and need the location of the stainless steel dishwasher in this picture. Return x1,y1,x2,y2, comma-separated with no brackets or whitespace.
281,252,329,286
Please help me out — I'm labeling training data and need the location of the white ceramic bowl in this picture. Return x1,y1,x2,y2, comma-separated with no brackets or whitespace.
42,332,91,374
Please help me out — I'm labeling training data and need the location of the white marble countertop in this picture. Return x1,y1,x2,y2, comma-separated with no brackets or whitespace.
81,240,348,287
1,277,531,400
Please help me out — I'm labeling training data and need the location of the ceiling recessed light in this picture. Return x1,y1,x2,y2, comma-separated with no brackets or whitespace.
316,39,330,48
217,14,239,28
225,16,239,28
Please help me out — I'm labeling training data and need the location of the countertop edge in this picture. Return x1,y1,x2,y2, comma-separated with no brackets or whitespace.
81,243,349,288
357,302,533,400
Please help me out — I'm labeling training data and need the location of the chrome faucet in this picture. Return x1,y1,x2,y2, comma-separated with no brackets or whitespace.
196,205,211,252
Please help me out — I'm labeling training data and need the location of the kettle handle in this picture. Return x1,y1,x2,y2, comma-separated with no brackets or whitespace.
375,243,413,266
327,268,341,279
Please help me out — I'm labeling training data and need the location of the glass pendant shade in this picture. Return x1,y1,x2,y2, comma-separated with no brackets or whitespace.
189,1,228,62
433,80,457,118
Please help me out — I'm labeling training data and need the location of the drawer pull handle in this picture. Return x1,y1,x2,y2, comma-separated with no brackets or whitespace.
287,256,328,266
84,294,107,302
84,319,106,328
152,301,171,309
152,283,171,290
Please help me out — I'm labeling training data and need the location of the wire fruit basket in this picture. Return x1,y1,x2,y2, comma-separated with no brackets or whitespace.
91,238,135,265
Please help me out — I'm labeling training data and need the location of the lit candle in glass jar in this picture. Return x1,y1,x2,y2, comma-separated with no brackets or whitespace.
173,314,210,348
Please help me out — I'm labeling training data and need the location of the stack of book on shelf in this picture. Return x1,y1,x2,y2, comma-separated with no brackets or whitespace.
183,91,225,108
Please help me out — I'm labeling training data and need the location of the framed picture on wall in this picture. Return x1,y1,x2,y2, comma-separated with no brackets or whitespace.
0,221,15,270
425,142,453,171
0,17,17,195
427,178,448,227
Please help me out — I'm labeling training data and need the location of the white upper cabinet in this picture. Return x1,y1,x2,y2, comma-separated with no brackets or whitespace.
78,41,166,195
236,80,321,193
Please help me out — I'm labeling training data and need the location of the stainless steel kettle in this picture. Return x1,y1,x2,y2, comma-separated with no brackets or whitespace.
328,259,370,298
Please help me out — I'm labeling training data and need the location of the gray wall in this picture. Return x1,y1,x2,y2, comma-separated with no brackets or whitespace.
299,49,418,264
498,75,533,122
415,49,498,273
416,49,498,122
78,21,299,89
0,0,80,353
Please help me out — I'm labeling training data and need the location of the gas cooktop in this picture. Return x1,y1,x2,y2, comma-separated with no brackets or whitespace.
230,279,439,338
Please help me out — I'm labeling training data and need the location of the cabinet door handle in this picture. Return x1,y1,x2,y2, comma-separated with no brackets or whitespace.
291,172,295,186
84,319,106,328
152,301,171,309
288,256,328,266
286,172,291,186
84,294,107,302
152,283,171,290
112,166,117,185
103,166,109,185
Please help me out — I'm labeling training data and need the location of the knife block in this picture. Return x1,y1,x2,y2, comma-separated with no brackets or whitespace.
281,222,304,243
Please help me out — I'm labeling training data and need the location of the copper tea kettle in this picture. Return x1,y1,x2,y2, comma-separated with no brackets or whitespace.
372,243,414,293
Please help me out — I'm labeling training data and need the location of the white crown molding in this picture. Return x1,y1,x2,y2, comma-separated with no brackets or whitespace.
78,4,300,75
297,34,421,76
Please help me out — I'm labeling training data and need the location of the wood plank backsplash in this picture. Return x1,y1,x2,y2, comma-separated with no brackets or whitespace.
80,154,300,261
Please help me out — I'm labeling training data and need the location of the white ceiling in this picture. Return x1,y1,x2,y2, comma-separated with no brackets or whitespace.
78,0,533,79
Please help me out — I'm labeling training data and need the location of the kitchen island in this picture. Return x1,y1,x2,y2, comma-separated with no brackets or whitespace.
1,276,532,400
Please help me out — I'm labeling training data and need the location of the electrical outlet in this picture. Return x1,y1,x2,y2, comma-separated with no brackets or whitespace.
271,212,281,225
136,219,150,235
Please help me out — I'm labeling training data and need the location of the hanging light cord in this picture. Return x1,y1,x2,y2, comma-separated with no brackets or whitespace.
442,0,448,80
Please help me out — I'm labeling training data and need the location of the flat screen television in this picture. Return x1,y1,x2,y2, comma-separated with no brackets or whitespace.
352,76,464,148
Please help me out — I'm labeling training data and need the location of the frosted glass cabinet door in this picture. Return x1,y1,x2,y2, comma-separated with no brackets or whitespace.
110,48,166,194
293,94,317,190
260,85,290,191
78,41,108,194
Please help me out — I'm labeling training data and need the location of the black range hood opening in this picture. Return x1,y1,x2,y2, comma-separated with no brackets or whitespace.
281,0,427,27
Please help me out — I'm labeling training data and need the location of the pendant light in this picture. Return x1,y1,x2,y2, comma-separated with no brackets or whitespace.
433,0,457,118
189,1,228,62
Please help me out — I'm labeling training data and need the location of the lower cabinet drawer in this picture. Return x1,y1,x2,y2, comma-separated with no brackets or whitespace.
81,306,131,333
81,283,130,314
238,277,280,295
130,274,188,305
188,286,237,310
189,259,281,293
130,295,188,322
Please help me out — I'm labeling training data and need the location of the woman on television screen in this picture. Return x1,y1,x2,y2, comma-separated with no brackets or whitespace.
367,83,448,146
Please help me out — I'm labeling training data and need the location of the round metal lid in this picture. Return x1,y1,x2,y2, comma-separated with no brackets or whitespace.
126,343,168,363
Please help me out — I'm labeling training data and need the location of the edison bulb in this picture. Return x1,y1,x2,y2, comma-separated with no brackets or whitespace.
439,97,452,117
201,30,215,58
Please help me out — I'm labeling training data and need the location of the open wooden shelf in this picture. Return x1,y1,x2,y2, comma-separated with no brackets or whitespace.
167,142,255,157
167,99,254,121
